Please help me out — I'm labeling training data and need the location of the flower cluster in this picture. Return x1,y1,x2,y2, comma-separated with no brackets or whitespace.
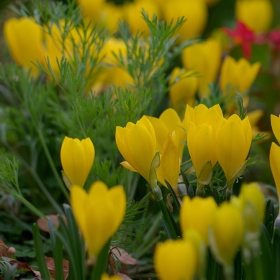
155,182,265,280
116,103,252,196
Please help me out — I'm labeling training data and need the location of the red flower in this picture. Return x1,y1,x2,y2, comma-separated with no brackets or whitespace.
223,21,257,59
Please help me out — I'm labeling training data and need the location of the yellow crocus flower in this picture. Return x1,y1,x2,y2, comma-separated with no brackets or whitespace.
182,38,222,98
162,0,208,42
124,0,159,36
154,239,197,280
60,137,95,188
271,114,280,144
270,143,280,215
70,181,126,259
236,0,273,33
209,202,244,269
147,108,186,156
76,0,105,27
216,115,252,191
115,116,157,184
156,133,180,193
183,104,223,133
187,122,217,187
3,17,45,77
180,196,218,245
219,56,261,101
101,274,122,280
169,67,198,115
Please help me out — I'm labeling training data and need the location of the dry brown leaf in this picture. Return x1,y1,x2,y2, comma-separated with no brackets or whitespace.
0,239,16,257
111,247,137,265
45,256,69,280
117,273,133,280
9,259,33,271
37,215,67,233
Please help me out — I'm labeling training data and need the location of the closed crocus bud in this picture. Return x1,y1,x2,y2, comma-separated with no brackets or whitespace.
180,196,218,245
154,239,197,280
169,67,198,115
236,0,273,33
219,56,261,101
115,116,157,185
187,122,217,190
209,202,244,277
70,181,126,259
182,38,222,98
162,0,208,42
216,115,252,194
60,137,95,188
4,17,44,77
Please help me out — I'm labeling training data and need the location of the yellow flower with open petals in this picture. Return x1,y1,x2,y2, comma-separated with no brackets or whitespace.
116,116,157,184
60,137,95,188
219,56,260,99
70,181,126,258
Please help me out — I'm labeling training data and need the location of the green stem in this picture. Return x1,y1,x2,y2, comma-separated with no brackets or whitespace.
252,250,264,280
37,128,69,200
17,194,45,218
158,199,177,239
91,239,110,280
4,142,63,214
33,223,50,280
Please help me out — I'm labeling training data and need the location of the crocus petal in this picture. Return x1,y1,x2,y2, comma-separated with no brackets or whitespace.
271,114,280,144
270,143,280,202
60,136,95,187
157,134,180,193
154,239,197,280
216,120,246,181
180,196,217,245
71,181,126,258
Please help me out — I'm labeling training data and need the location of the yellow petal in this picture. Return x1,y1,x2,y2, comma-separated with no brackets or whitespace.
210,202,244,265
60,136,94,187
216,120,248,181
270,143,280,205
3,17,44,77
157,134,180,193
71,182,126,258
154,239,197,280
180,196,217,245
271,114,280,144
236,0,273,32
